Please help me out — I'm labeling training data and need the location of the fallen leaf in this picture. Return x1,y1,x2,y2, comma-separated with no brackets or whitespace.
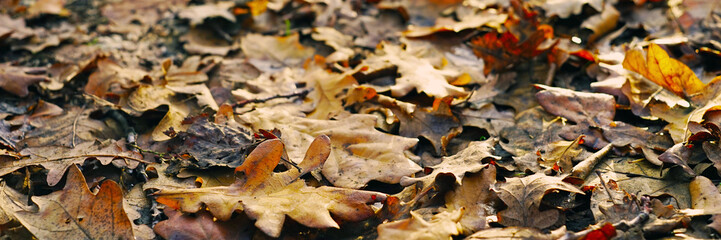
622,43,704,98
543,0,603,18
444,165,498,234
658,142,696,177
178,2,236,26
0,63,48,97
239,109,421,188
154,208,252,240
403,9,507,38
241,33,315,70
14,165,134,239
6,139,144,186
376,209,463,240
394,98,463,155
401,138,499,187
685,176,721,215
469,28,552,75
26,0,70,18
153,136,386,237
465,226,561,239
535,84,615,126
85,56,147,100
495,173,583,229
355,42,467,98
165,118,254,169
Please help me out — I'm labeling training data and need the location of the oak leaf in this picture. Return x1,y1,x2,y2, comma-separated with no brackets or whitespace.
401,139,499,187
154,208,252,240
444,165,498,234
239,109,421,188
153,136,387,237
13,165,134,239
469,28,552,75
354,42,467,98
543,0,603,18
496,173,583,229
241,33,315,70
166,118,254,169
376,209,463,240
4,139,144,186
0,63,48,97
622,43,704,98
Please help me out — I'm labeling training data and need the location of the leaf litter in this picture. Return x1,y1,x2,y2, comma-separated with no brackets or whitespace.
2,0,721,239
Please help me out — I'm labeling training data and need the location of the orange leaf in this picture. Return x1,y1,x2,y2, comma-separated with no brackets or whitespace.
622,43,704,98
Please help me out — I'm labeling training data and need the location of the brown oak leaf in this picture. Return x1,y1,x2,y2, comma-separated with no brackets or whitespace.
154,208,252,240
0,63,48,97
496,173,583,229
13,165,134,239
153,136,387,237
239,109,421,188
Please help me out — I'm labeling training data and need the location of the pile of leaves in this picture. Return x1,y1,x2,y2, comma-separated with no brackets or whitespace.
2,0,721,239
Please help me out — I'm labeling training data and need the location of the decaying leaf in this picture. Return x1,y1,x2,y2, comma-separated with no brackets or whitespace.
239,109,421,188
377,209,463,240
166,118,254,169
153,136,386,237
495,173,583,229
13,165,134,239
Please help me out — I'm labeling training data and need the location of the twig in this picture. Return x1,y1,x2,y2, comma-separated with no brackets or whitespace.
39,154,153,164
232,89,311,108
571,143,612,179
596,170,618,205
71,103,88,148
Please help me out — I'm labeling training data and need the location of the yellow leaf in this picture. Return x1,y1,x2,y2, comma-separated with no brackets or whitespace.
622,43,704,98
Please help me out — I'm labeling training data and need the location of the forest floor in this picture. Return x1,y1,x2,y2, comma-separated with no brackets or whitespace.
2,0,721,239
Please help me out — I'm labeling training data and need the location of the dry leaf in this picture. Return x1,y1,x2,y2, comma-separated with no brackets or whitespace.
165,118,254,169
543,0,603,18
355,42,467,98
7,139,144,186
496,173,583,229
241,33,315,69
622,43,704,98
153,136,386,237
14,165,134,239
239,109,421,188
401,139,499,187
444,165,498,234
0,63,48,97
377,209,463,240
154,208,252,240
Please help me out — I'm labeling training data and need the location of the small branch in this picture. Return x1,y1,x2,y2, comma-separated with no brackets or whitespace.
41,154,153,164
232,89,311,108
570,143,613,179
596,170,618,205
